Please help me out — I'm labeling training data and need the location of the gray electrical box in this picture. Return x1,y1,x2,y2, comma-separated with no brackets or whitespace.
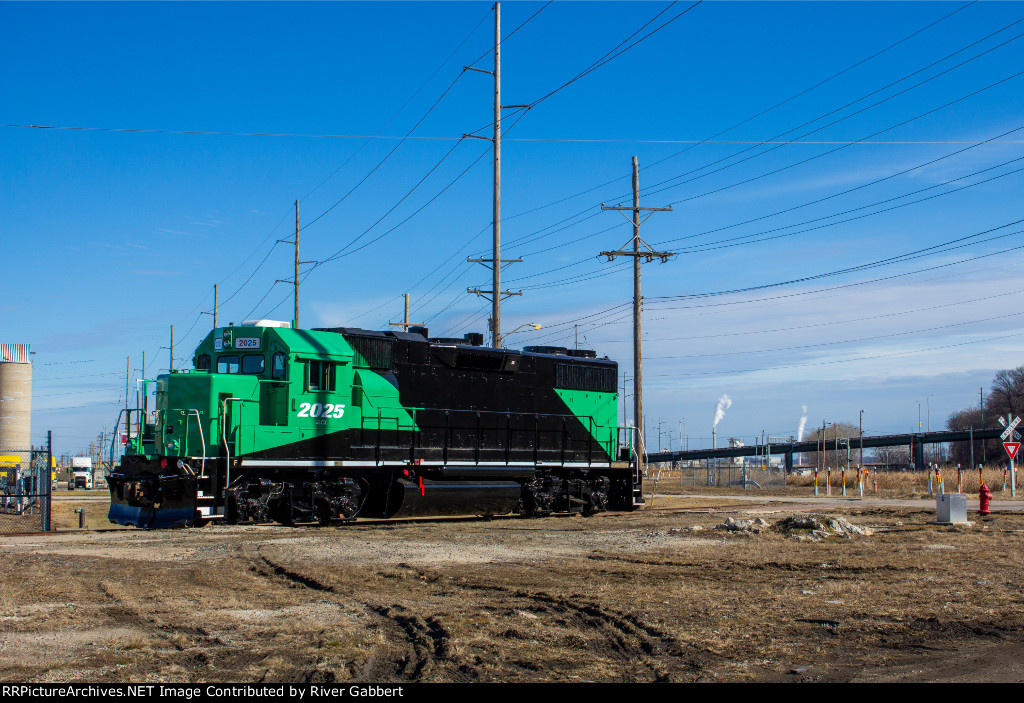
936,493,968,524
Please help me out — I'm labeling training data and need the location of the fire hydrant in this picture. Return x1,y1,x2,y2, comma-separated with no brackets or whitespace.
979,483,992,516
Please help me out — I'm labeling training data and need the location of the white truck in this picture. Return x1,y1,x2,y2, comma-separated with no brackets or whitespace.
68,457,93,490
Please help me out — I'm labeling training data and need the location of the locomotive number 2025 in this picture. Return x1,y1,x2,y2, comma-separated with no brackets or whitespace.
297,402,346,418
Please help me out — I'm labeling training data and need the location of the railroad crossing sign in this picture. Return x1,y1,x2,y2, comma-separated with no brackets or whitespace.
1004,442,1020,461
999,414,1020,441
1001,414,1020,498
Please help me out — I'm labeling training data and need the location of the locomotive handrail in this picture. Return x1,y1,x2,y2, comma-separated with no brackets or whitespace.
221,397,253,491
188,409,207,478
109,407,147,471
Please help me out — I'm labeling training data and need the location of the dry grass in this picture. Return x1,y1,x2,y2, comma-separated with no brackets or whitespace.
648,463,1022,501
50,490,120,530
2,503,1023,682
3,488,1023,682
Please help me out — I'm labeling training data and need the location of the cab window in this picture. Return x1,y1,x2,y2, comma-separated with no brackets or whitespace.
195,354,211,370
217,355,240,374
308,360,335,392
272,352,287,380
242,355,265,374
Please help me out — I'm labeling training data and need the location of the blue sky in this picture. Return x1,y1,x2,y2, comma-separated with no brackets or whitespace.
2,1,1023,455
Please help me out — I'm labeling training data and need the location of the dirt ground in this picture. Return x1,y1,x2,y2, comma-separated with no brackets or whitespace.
2,488,1023,683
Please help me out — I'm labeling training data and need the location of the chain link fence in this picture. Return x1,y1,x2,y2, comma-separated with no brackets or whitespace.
649,458,791,490
0,435,52,533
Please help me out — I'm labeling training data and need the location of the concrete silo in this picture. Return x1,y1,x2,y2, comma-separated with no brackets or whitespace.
0,344,32,478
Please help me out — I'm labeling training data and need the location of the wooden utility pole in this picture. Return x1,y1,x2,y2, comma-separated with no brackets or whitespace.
465,2,527,347
202,285,218,329
493,3,501,347
277,199,313,328
169,325,174,370
389,293,425,332
600,156,674,462
294,199,300,328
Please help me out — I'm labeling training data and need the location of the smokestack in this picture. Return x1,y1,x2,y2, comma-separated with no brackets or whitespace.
713,426,717,450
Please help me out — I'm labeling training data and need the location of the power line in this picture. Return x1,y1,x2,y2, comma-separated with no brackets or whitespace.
645,28,1024,205
644,331,1024,380
483,31,1024,263
498,128,1024,290
468,0,980,241
646,311,1024,360
621,286,1024,343
658,124,1024,247
299,1,552,236
652,220,1024,302
669,158,1024,254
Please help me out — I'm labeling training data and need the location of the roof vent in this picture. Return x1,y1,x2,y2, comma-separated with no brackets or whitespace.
523,345,568,356
240,319,292,328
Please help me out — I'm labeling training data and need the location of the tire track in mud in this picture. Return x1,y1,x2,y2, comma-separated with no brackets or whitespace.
239,544,473,682
96,579,237,676
98,580,226,650
392,564,702,682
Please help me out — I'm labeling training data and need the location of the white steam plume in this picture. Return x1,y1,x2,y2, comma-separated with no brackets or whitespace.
797,405,808,441
713,394,732,428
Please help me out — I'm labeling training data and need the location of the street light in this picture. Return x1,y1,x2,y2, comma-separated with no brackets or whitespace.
859,409,864,469
927,394,934,465
496,323,541,347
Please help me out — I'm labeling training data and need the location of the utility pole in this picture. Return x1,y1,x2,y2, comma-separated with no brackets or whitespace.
294,200,300,328
465,3,528,348
491,3,501,348
201,284,218,329
277,200,313,329
981,386,986,464
599,156,674,461
389,293,425,332
169,325,174,371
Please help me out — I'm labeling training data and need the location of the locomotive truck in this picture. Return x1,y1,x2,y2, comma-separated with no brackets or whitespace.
107,321,641,528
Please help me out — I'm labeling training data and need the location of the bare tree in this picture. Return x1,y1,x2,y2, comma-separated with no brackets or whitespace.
987,366,1024,419
943,365,1024,467
801,422,861,470
872,445,911,470
946,407,991,466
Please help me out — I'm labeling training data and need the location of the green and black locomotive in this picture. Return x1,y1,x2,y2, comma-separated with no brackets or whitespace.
108,321,641,528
